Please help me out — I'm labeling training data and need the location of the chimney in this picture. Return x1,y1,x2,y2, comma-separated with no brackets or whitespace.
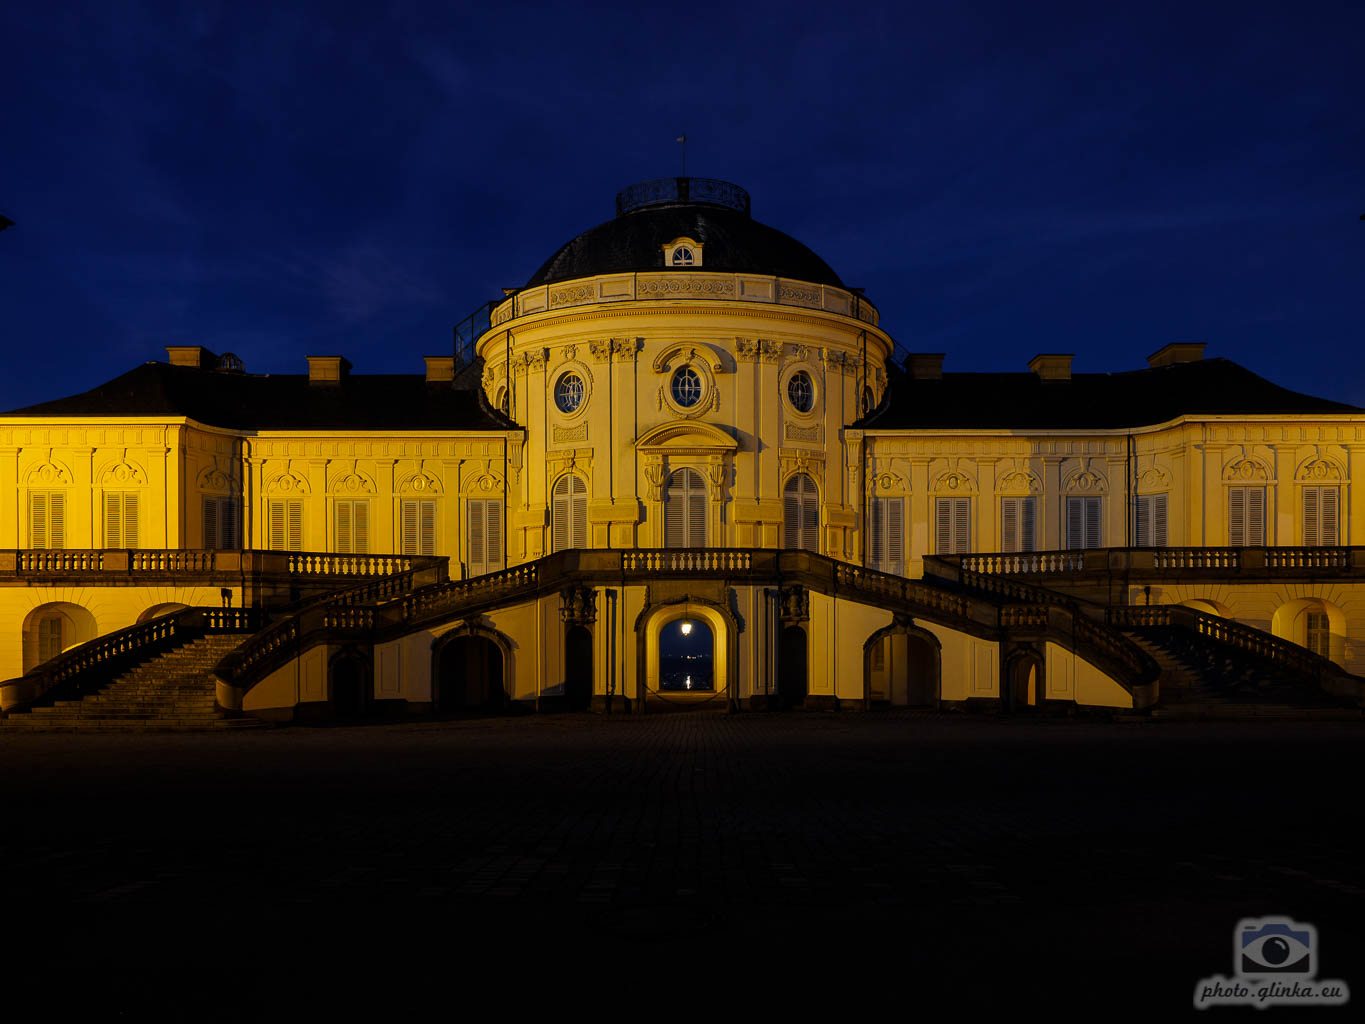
424,356,455,383
1146,342,1206,368
905,352,944,380
165,346,217,369
1029,353,1073,381
307,355,351,385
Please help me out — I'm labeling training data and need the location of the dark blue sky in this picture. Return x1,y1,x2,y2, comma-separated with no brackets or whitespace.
2,1,1362,410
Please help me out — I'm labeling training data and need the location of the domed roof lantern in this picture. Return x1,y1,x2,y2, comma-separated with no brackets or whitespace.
615,177,751,218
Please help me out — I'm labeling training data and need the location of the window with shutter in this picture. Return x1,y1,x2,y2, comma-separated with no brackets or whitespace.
1228,487,1265,546
552,475,588,551
38,615,64,663
1305,610,1331,658
467,498,504,575
783,474,819,552
1066,496,1102,550
1000,497,1036,553
103,492,140,548
334,500,369,554
401,500,437,556
664,469,707,548
1302,487,1339,546
267,500,304,551
1135,494,1168,547
29,492,66,549
935,497,970,554
869,497,905,574
202,496,240,549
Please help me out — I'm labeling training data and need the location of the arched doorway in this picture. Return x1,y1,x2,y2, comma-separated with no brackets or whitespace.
1272,598,1346,665
783,473,820,552
564,625,592,711
865,626,940,707
436,633,507,713
778,625,808,706
21,602,98,672
330,651,372,721
1006,650,1045,712
658,617,713,692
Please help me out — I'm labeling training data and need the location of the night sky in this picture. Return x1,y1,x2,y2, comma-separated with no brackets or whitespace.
2,2,1362,411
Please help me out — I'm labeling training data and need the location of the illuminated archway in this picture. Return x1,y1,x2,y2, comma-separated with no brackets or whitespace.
21,602,98,673
1272,598,1346,666
1005,648,1046,712
1180,599,1231,618
641,601,732,706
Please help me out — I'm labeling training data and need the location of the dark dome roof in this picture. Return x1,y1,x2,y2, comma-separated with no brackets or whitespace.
526,179,844,288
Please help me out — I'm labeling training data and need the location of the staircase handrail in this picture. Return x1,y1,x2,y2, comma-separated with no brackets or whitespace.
0,607,259,713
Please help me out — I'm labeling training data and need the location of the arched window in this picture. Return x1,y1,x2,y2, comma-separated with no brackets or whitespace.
671,247,695,266
663,469,707,547
784,474,820,552
552,474,588,551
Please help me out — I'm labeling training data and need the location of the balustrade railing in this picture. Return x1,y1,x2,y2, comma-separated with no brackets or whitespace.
941,546,1361,579
1266,547,1349,569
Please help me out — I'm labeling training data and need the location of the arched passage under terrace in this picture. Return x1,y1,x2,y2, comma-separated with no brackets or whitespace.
640,600,734,708
22,602,99,673
864,623,941,708
1272,597,1347,666
1004,647,1046,713
137,602,189,623
433,629,509,714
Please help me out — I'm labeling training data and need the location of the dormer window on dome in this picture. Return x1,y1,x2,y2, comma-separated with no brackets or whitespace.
663,237,702,268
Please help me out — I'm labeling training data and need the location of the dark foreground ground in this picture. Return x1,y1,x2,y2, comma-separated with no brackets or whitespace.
3,710,1361,1016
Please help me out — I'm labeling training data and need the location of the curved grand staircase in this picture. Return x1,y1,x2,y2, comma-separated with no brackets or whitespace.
1,635,260,731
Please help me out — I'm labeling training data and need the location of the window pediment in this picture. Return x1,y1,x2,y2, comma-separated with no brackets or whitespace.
636,420,739,455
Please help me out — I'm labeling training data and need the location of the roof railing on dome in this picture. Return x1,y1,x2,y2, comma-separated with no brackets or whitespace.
615,177,751,217
452,298,499,367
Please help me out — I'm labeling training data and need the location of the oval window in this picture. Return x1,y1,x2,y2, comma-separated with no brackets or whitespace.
787,370,814,413
555,372,585,413
671,367,703,408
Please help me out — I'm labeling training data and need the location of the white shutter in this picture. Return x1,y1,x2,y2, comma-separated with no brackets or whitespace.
879,497,903,574
124,493,139,548
468,500,486,569
1001,497,1035,554
353,501,368,554
30,493,48,549
954,497,970,553
552,475,586,552
1303,487,1339,546
287,501,303,551
1152,494,1167,547
105,492,121,548
665,470,705,548
336,501,353,554
785,475,818,552
1084,496,1101,549
203,496,219,549
1247,487,1266,546
1135,495,1150,547
870,498,885,568
1067,496,1101,550
268,501,286,550
1001,498,1018,553
1321,487,1339,546
467,499,502,574
1228,491,1250,548
50,493,65,549
224,499,238,548
402,501,417,554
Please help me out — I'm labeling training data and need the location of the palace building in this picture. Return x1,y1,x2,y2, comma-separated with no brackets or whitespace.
2,177,1362,726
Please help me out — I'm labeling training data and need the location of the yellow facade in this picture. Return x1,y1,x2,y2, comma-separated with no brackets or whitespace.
3,177,1363,720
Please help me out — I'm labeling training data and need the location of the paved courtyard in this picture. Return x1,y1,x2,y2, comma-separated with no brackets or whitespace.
4,711,1361,1014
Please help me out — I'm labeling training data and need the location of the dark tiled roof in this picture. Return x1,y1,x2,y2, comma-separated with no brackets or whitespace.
859,358,1360,431
4,362,518,432
527,204,844,288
